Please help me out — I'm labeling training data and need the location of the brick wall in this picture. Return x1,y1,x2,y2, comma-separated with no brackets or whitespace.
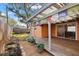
51,24,57,37
42,24,48,38
31,26,42,38
76,21,79,41
31,24,57,38
34,26,42,38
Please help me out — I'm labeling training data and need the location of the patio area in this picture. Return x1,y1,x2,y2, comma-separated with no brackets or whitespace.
35,37,79,56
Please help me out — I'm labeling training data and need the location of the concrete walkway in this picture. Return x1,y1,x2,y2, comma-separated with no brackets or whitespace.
35,37,79,56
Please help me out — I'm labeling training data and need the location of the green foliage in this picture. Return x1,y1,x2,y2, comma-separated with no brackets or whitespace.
7,3,32,23
12,32,29,40
12,32,16,35
7,3,44,24
36,43,44,53
27,36,36,44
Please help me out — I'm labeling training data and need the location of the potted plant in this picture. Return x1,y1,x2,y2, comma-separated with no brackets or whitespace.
36,43,44,53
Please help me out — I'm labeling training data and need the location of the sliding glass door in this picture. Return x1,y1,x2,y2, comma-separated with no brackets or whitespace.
57,22,76,40
65,23,76,39
57,25,65,37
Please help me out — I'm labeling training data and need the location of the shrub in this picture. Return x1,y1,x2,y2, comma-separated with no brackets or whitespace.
12,32,16,34
27,36,36,44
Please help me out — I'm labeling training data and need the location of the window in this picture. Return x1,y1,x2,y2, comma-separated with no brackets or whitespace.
67,26,75,32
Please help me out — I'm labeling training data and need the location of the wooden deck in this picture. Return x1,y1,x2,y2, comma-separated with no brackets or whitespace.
35,37,79,56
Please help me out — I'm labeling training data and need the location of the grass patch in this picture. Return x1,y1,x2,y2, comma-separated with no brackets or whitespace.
12,33,29,40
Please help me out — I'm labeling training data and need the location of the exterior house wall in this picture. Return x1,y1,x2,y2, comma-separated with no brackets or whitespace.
31,24,57,38
31,24,48,38
31,26,42,38
31,21,79,41
51,24,57,37
76,20,79,41
42,24,48,38
41,24,57,38
34,26,42,38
